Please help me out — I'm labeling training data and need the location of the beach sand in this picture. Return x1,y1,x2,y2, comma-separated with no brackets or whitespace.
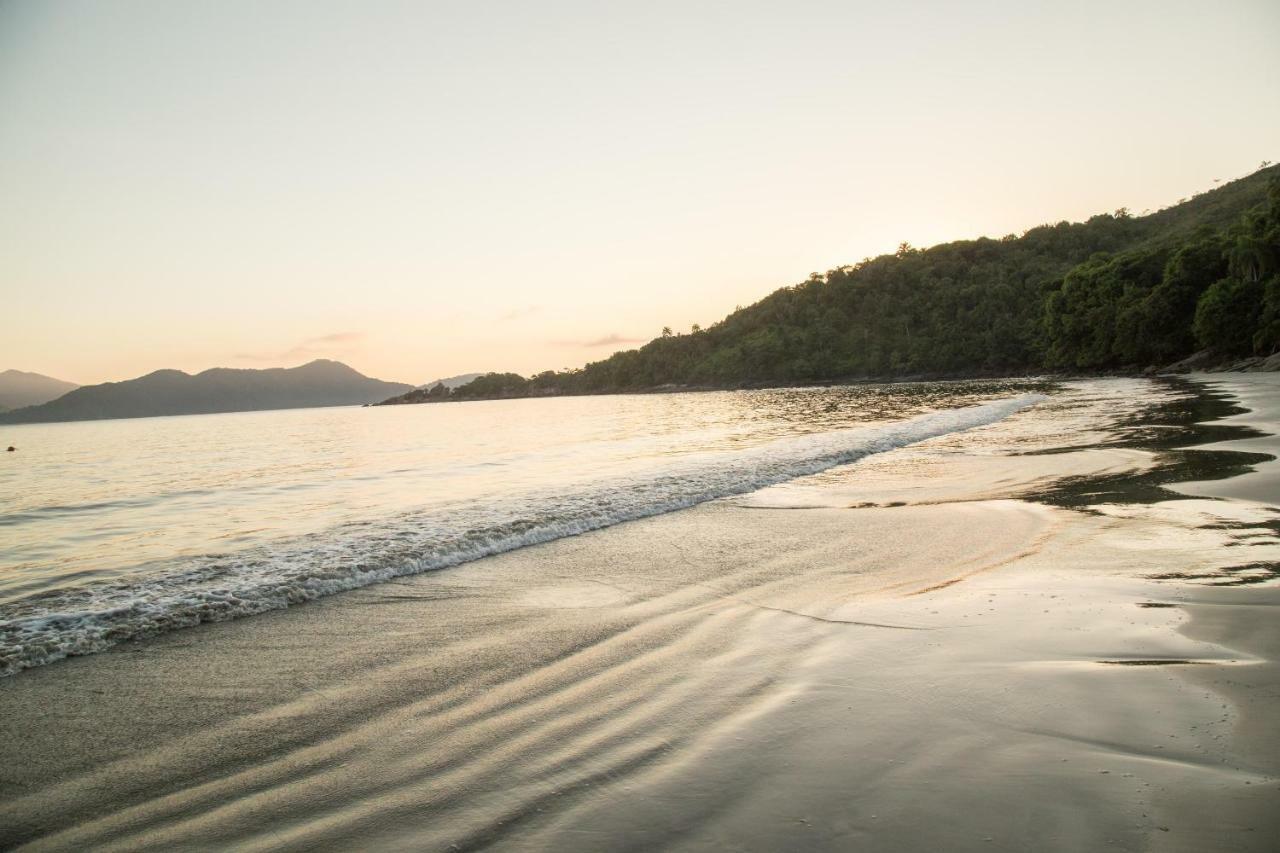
1,376,1277,851
1155,373,1280,852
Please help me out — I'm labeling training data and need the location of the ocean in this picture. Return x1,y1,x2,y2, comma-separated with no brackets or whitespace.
0,380,1046,676
4,375,1279,851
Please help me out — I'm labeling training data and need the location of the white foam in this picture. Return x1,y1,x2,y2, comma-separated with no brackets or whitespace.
0,394,1042,676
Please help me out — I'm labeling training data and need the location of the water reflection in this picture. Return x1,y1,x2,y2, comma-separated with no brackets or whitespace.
0,380,1050,676
1028,379,1273,511
1024,378,1279,587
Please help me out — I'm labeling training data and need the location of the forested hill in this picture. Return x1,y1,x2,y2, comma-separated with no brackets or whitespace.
380,164,1280,405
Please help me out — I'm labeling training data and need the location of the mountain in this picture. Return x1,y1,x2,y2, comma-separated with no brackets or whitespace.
0,360,413,424
381,373,487,406
379,162,1280,405
0,370,79,411
419,373,483,390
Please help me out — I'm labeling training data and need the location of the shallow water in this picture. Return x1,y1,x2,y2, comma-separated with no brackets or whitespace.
2,376,1278,851
0,379,1045,675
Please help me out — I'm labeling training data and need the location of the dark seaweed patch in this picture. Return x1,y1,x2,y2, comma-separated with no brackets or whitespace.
1098,659,1206,666
1146,562,1280,587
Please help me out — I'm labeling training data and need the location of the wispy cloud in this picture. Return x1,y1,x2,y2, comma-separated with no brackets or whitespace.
235,331,365,364
500,305,542,322
556,332,647,348
307,332,363,345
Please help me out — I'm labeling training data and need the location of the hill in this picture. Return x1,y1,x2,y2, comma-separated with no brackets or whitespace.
0,360,412,424
0,370,79,411
419,373,483,391
382,373,488,406
379,163,1280,405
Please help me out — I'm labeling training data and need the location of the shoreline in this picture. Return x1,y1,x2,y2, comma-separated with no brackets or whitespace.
375,363,1278,407
1156,373,1280,850
2,376,1278,850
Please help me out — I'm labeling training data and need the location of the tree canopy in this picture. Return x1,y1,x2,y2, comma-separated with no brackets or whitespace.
380,164,1280,406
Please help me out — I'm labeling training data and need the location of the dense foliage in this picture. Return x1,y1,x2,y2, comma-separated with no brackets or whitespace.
1044,173,1280,367
386,165,1279,405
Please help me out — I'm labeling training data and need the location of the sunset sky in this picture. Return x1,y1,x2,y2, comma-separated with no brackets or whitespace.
2,0,1278,386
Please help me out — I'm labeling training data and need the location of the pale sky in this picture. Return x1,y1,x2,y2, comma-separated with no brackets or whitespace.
2,0,1278,385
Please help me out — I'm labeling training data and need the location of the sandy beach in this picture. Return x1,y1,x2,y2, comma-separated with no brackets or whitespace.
1,375,1277,852
5,5,1275,850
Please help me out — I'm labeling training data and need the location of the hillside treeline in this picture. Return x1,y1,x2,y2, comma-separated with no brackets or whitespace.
388,165,1279,405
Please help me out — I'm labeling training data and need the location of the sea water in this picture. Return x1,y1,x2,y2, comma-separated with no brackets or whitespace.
0,380,1046,675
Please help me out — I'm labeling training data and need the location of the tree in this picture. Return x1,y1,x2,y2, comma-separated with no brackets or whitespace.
1138,234,1227,360
425,166,1280,401
1254,277,1280,354
1194,278,1263,355
1228,234,1274,283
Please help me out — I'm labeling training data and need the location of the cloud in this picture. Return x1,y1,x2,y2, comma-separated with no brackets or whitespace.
556,332,647,348
235,331,365,363
499,305,542,321
308,332,363,344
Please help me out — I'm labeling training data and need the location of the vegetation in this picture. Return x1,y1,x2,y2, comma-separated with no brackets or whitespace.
379,165,1280,406
1044,171,1279,367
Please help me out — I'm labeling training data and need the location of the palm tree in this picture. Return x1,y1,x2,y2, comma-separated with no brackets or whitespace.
1228,234,1273,284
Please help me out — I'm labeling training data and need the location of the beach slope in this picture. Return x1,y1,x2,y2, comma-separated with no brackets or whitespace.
1,377,1277,851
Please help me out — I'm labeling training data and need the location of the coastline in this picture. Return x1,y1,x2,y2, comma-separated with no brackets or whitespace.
375,361,1279,407
1154,373,1280,851
1,376,1277,850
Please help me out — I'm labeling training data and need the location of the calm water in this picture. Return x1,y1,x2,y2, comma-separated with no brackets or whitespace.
0,381,1046,675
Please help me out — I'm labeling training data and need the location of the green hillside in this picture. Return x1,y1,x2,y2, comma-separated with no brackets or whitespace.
384,163,1280,405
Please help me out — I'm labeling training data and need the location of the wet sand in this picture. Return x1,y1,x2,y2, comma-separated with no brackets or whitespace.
1,377,1277,851
1155,373,1280,852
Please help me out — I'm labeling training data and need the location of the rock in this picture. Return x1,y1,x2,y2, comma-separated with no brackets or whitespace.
1262,352,1280,372
5,446,13,452
1159,349,1217,374
1221,356,1265,372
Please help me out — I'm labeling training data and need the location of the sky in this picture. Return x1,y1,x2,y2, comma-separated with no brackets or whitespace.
2,1,1278,386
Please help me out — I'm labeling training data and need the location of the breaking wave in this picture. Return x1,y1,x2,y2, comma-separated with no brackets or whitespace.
0,394,1041,676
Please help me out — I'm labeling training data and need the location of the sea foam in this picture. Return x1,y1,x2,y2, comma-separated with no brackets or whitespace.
0,394,1041,676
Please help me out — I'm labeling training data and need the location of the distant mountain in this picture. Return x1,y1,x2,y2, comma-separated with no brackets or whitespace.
419,373,483,390
0,360,413,424
0,370,79,411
